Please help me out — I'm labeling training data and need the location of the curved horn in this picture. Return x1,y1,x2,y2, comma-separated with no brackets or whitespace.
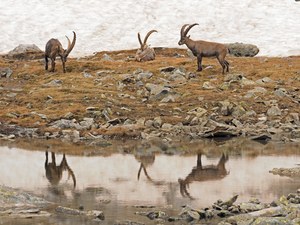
138,32,143,49
65,31,76,55
143,30,157,46
180,24,190,37
184,23,199,37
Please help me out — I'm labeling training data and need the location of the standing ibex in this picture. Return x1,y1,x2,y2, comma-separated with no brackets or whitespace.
178,24,229,74
45,31,76,73
178,153,229,200
45,152,76,188
135,30,157,62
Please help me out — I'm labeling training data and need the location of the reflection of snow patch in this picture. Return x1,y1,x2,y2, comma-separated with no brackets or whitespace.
0,0,299,57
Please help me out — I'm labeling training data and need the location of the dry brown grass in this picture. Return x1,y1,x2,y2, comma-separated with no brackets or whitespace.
1,48,300,132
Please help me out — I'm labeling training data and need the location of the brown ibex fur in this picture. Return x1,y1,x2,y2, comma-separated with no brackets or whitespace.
45,152,76,188
135,30,157,62
45,31,76,73
178,153,229,199
178,24,229,74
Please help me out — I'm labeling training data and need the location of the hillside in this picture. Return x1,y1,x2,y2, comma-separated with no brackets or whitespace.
0,48,300,142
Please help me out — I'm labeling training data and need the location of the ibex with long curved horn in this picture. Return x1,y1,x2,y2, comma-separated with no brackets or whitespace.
135,30,157,62
45,152,76,188
178,24,229,74
178,153,229,200
45,31,76,73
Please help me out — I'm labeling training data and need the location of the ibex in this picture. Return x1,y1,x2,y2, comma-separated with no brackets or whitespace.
45,31,76,73
135,30,157,62
178,24,229,74
178,153,229,200
45,152,76,188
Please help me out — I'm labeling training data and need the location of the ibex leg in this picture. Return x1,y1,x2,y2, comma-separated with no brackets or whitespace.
50,59,55,72
197,55,203,71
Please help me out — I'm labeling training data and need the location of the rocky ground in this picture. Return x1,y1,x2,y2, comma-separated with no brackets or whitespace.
0,46,300,144
1,184,300,225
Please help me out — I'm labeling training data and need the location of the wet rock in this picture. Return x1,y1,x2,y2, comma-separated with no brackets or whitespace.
239,202,265,213
0,67,13,78
6,44,44,60
270,167,300,178
56,206,104,220
226,42,259,57
146,211,167,220
114,221,145,225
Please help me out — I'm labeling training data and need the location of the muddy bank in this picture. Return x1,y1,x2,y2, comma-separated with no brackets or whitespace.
1,48,300,144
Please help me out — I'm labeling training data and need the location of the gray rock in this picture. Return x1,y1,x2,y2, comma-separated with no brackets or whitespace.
256,77,274,85
102,53,113,61
0,67,13,78
226,42,259,57
61,130,80,141
6,44,44,60
274,88,289,98
153,117,162,128
160,66,176,73
50,119,81,129
43,79,63,87
267,106,281,117
202,81,215,90
145,83,171,96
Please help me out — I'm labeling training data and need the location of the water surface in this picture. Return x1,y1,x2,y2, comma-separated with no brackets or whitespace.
0,138,299,224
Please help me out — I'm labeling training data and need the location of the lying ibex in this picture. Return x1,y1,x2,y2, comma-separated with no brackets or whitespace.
45,31,76,73
135,30,157,62
178,153,229,200
45,152,76,188
178,24,229,74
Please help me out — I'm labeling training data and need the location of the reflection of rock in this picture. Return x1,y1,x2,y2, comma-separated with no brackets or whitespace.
226,43,259,57
269,167,300,177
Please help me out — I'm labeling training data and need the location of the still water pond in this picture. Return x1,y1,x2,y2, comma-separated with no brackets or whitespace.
0,138,300,224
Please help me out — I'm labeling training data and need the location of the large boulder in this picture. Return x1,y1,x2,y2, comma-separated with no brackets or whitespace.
6,44,44,60
226,42,259,57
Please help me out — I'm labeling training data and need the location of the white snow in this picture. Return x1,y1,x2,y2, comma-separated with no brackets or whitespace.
0,0,299,57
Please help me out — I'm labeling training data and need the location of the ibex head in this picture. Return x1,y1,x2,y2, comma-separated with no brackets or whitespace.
138,30,157,51
178,23,199,45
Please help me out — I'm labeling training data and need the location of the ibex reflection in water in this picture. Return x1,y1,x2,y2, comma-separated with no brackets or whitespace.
178,153,229,200
136,154,165,186
45,152,76,188
45,31,76,73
